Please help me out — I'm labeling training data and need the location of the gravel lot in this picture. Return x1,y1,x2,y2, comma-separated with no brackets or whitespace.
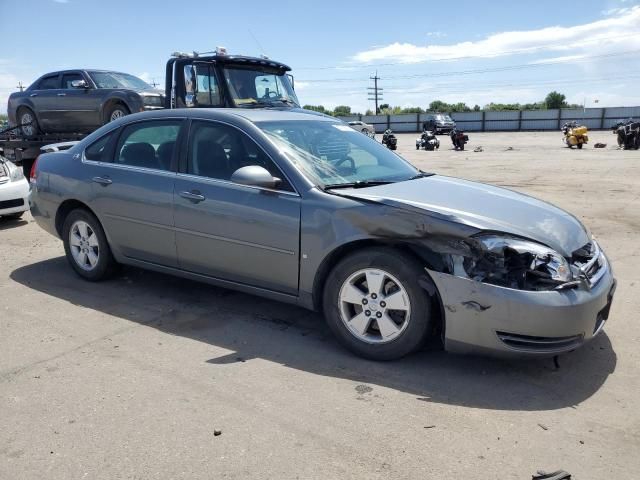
1,130,638,479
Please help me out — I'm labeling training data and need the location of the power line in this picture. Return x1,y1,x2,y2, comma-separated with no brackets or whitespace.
297,49,640,83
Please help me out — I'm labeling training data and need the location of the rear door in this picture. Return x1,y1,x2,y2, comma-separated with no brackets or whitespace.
57,71,102,131
84,118,184,267
173,119,301,294
29,73,61,130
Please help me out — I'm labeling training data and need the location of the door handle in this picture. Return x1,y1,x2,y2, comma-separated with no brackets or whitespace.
92,176,112,186
30,93,38,97
57,93,66,97
179,190,205,203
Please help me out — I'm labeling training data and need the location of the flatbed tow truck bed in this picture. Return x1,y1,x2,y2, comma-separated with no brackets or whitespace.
0,126,86,175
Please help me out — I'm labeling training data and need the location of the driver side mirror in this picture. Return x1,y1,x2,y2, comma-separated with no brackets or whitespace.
71,79,88,89
230,165,281,189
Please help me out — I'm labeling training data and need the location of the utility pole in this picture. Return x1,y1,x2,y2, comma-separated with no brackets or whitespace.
367,71,383,114
16,81,24,92
150,78,159,88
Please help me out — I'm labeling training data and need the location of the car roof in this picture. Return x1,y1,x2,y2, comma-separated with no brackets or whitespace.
119,108,338,124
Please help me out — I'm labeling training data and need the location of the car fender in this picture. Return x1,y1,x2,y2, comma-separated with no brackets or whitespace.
99,91,143,119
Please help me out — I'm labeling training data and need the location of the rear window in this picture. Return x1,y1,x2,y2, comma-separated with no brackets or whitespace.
37,75,59,90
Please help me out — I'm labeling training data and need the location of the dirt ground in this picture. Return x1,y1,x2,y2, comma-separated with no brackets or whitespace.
1,131,638,479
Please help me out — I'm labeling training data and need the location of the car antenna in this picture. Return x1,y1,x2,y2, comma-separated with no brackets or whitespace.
248,29,268,58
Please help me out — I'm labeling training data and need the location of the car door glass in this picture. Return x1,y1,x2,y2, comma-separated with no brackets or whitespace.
187,120,293,191
194,64,222,107
37,75,59,90
62,73,84,89
85,130,116,162
115,121,181,171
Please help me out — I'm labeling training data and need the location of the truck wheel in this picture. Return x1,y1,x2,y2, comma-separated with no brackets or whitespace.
104,104,130,124
18,108,40,136
322,248,433,360
62,209,117,281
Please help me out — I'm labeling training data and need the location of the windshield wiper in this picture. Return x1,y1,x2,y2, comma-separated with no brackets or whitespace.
323,180,395,190
407,171,435,180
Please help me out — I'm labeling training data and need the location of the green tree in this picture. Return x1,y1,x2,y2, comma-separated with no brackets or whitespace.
303,105,327,113
333,105,352,116
544,91,567,109
473,105,481,112
379,103,389,111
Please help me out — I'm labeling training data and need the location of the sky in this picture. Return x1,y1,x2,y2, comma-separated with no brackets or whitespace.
1,0,640,114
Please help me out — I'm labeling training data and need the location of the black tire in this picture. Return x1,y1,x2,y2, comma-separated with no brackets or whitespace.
416,144,420,150
17,107,40,136
459,143,465,151
3,211,24,220
322,247,434,360
62,209,117,281
104,103,130,125
577,143,583,149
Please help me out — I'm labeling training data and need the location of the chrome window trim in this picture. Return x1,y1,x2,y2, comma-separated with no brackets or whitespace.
81,157,178,178
175,171,299,197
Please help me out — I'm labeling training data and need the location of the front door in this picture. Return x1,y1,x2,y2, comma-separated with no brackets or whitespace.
173,120,300,294
29,73,61,132
84,119,183,267
57,72,102,131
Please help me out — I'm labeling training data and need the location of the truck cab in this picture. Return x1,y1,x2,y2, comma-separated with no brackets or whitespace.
166,47,299,110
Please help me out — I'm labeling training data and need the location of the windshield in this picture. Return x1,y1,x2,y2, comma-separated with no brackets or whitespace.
89,71,152,90
258,120,419,187
436,114,453,122
223,67,299,107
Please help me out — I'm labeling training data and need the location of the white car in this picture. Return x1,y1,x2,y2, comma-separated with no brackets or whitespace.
348,121,375,138
0,156,30,220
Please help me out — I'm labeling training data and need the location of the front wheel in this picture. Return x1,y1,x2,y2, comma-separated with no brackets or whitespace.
62,209,117,281
322,248,433,360
577,143,583,149
104,104,130,125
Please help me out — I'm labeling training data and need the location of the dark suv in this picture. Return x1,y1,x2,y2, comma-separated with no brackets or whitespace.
422,113,456,134
7,70,164,136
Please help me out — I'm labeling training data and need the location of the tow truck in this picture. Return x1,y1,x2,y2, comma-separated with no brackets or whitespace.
0,47,300,175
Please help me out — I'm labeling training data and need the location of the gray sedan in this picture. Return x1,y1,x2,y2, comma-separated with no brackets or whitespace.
30,109,616,360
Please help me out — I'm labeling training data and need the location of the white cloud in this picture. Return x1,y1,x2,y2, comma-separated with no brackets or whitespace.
352,6,640,64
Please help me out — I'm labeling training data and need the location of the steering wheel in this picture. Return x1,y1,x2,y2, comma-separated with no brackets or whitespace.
263,91,280,99
329,156,355,171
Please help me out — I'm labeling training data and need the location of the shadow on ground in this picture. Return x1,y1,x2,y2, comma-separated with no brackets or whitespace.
11,257,617,411
0,217,28,230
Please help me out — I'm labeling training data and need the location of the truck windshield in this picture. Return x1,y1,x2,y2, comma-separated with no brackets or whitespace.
258,120,419,187
223,67,299,107
89,71,152,90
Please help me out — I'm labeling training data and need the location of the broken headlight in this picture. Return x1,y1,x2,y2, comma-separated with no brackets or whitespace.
463,235,572,291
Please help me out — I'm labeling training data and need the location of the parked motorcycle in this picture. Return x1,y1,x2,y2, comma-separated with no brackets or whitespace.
561,121,589,149
416,130,440,151
450,128,469,150
612,119,640,150
382,129,397,150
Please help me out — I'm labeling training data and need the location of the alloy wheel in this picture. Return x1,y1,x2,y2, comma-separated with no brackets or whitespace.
69,220,100,271
338,268,411,344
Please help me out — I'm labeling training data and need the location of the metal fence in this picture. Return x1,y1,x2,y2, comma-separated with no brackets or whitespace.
338,106,640,133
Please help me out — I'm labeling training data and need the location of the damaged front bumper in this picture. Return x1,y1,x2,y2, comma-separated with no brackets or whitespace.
427,252,616,357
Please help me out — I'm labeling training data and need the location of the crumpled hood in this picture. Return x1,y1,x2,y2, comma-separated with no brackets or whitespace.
341,175,590,257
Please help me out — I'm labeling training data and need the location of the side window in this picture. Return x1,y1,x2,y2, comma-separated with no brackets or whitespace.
194,64,222,107
37,75,60,90
115,120,181,171
62,73,84,89
85,130,116,162
187,120,293,191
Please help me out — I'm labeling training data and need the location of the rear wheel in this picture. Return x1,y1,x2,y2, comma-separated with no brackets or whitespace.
18,108,40,136
62,209,117,281
322,248,433,360
577,143,583,149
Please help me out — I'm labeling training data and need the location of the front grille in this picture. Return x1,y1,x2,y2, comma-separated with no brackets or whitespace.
496,331,584,352
571,241,606,287
0,198,24,209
